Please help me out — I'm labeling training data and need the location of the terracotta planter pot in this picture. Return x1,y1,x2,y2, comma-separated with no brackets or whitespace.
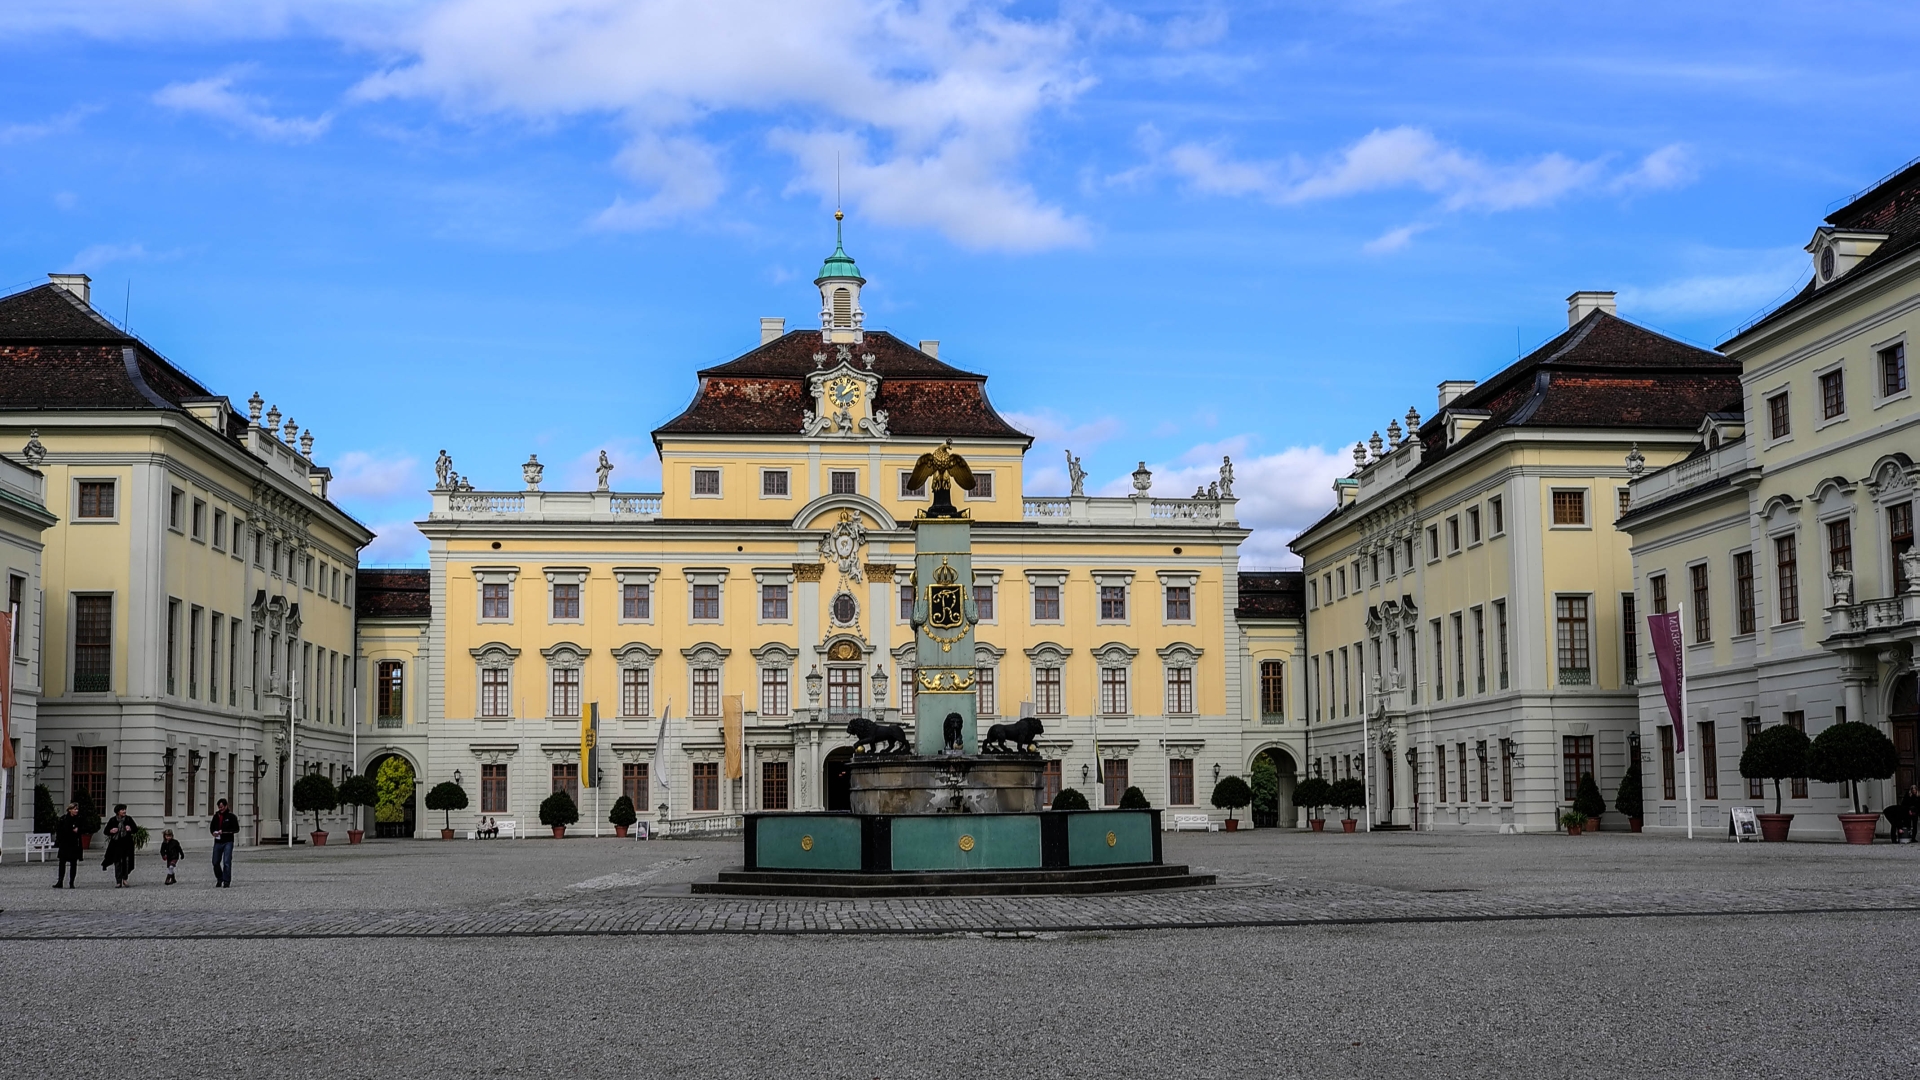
1838,812,1880,845
310,831,328,846
614,825,629,838
551,825,566,839
440,828,455,841
347,830,364,844
1309,818,1326,832
1757,813,1794,842
1566,823,1582,836
1340,819,1357,833
1223,818,1239,832
81,834,93,850
1628,817,1644,833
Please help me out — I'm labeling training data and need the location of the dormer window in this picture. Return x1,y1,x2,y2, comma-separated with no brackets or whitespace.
1808,227,1889,287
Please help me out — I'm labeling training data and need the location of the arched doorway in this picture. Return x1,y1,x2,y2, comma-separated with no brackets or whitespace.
1891,674,1918,793
823,747,854,812
365,752,418,839
1253,747,1298,828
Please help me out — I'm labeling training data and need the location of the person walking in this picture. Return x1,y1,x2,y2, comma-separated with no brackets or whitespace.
160,830,183,884
52,802,84,888
101,803,138,887
209,798,239,887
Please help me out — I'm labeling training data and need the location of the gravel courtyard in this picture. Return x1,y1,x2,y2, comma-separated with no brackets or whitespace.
2,830,1915,1078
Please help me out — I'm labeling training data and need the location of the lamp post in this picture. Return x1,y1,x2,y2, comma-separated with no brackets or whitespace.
453,768,463,788
38,744,51,773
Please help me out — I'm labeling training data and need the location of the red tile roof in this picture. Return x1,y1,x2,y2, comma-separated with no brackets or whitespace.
357,569,431,619
1236,571,1305,619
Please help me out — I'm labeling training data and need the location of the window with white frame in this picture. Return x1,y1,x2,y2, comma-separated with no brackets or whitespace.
615,568,657,623
547,569,586,622
473,643,519,719
692,468,721,496
614,643,658,718
1094,644,1137,717
544,644,586,717
752,644,794,719
1159,571,1198,623
972,569,1001,623
967,471,994,499
1027,643,1070,717
899,471,927,498
1881,342,1908,398
683,644,729,718
761,469,790,497
974,646,1002,716
1028,571,1066,622
1160,643,1201,716
755,569,794,623
686,569,727,621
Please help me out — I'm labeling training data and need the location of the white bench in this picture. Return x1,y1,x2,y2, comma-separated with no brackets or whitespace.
467,819,518,840
1170,813,1219,832
25,833,55,862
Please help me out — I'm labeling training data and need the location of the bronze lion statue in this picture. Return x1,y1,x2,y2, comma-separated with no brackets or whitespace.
981,716,1045,754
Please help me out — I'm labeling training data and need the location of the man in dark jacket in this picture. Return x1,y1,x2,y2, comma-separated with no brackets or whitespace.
52,802,85,888
101,803,138,887
209,798,240,887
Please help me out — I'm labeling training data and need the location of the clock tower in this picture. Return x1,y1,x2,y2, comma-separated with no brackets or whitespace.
816,210,865,345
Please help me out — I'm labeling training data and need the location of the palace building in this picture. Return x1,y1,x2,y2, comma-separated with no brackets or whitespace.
385,224,1308,834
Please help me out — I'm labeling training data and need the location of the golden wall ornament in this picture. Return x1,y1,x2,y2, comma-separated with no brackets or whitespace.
957,834,975,852
917,670,975,693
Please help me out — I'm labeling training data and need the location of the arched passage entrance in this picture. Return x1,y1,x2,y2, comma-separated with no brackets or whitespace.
1252,747,1299,828
1891,674,1918,793
365,752,418,839
823,747,855,812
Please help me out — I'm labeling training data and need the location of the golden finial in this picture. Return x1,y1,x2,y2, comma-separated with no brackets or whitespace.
835,209,844,221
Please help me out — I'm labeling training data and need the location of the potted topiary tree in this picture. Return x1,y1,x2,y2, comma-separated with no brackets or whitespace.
425,780,468,840
74,789,101,850
1211,774,1252,831
34,783,58,835
540,788,580,838
374,757,415,838
1051,787,1090,811
1807,721,1898,844
1615,762,1645,833
336,773,377,844
1573,772,1606,832
1249,758,1281,828
1740,724,1810,841
1328,777,1366,832
293,772,337,846
1118,786,1151,810
1292,776,1332,831
609,794,638,837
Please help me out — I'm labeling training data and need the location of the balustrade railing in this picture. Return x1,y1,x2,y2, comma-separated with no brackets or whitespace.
1023,498,1070,518
610,494,661,515
449,493,525,514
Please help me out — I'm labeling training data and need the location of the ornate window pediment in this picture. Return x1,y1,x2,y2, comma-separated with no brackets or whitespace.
1157,642,1203,666
680,642,731,666
1093,642,1139,666
471,642,520,665
1024,641,1072,665
541,642,588,666
751,642,797,667
613,642,660,667
1865,455,1916,502
974,642,1005,664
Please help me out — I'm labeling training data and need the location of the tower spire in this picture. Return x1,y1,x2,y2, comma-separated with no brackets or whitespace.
815,206,865,344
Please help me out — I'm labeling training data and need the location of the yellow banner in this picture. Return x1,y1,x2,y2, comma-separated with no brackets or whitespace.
580,701,599,787
722,695,743,780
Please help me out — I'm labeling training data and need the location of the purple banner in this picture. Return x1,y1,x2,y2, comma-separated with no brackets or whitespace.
1647,610,1686,754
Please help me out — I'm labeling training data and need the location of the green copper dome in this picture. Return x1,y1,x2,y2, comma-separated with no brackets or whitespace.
815,214,864,282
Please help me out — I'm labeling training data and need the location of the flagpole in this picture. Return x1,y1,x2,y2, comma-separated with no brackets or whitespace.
1680,602,1693,840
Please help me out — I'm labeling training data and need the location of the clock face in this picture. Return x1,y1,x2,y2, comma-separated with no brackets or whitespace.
828,378,860,407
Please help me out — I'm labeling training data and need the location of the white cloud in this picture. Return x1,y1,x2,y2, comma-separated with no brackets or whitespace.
554,438,659,492
360,519,428,566
1092,439,1348,568
329,450,423,503
65,242,155,271
1362,222,1429,254
0,104,98,144
154,70,332,142
1610,143,1696,193
353,0,1093,250
1618,246,1809,319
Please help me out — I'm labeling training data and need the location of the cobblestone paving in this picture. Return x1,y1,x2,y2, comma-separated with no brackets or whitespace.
4,829,1916,938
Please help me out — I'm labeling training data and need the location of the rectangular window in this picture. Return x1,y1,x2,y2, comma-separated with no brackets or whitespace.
212,508,227,550
1892,502,1915,594
1651,573,1669,614
622,583,650,619
1166,666,1195,715
691,584,720,621
761,584,789,620
1033,584,1060,621
974,667,996,716
762,470,789,496
1452,613,1465,698
1446,517,1460,552
1437,744,1448,802
377,661,404,721
1165,586,1191,621
1826,518,1853,574
1699,722,1719,800
1556,596,1591,684
208,614,221,704
1552,489,1587,526
191,498,206,540
898,666,914,717
1786,712,1808,797
692,762,719,811
1035,667,1062,716
1260,661,1286,718
900,471,926,498
1620,593,1637,685
691,668,720,717
481,666,511,718
1430,619,1444,702
760,666,789,717
973,584,994,621
169,487,184,530
186,751,199,816
761,761,789,811
1309,655,1321,721
1472,606,1486,694
1734,552,1756,635
1102,758,1129,808
1337,567,1346,596
551,667,581,717
1425,526,1439,560
1340,647,1351,715
551,583,580,620
1617,488,1632,519
1882,342,1908,397
622,664,652,714
73,746,106,813
480,583,509,619
1099,585,1126,621
826,666,862,717
188,606,203,699
166,598,180,695
1768,392,1791,439
1691,564,1712,643
551,762,580,806
1660,726,1677,800
969,472,993,498
1460,744,1470,802
1775,535,1800,622
164,749,177,817
1562,735,1595,802
1467,506,1481,544
228,617,240,707
1100,667,1129,716
1168,758,1194,806
481,764,508,814
622,762,648,812
1744,718,1764,799
1041,760,1062,805
1500,740,1514,802
898,583,915,622
830,470,857,495
1820,369,1845,419
692,469,720,495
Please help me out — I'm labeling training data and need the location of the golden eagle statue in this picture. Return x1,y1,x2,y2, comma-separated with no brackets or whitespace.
906,440,976,519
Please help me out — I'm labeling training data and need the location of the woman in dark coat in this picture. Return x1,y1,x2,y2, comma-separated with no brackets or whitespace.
101,803,138,887
52,803,85,888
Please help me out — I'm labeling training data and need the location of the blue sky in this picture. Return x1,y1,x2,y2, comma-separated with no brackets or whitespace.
5,1,1919,566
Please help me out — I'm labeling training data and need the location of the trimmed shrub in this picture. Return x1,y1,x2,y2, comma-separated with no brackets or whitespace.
1118,786,1151,810
1328,777,1367,818
1740,724,1810,814
1573,772,1606,821
540,789,581,829
1249,757,1281,815
293,773,338,834
1210,775,1253,822
74,788,102,837
424,781,468,830
609,794,638,827
1807,721,1898,813
1051,787,1091,811
34,783,58,834
1291,776,1333,819
374,757,415,825
1615,762,1644,820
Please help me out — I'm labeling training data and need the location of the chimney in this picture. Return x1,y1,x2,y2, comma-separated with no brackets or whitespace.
759,317,785,345
1566,290,1617,327
1437,380,1477,411
48,273,91,306
918,340,939,359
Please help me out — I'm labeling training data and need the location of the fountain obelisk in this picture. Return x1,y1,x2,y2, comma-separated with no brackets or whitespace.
906,440,979,754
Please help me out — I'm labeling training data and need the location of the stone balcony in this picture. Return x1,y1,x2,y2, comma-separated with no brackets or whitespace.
1823,560,1920,652
1020,495,1237,526
1624,437,1754,513
429,488,1234,526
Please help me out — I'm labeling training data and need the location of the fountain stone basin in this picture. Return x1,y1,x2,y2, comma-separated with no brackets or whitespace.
847,754,1047,815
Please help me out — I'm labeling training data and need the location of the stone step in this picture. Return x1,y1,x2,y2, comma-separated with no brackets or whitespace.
693,863,1216,898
